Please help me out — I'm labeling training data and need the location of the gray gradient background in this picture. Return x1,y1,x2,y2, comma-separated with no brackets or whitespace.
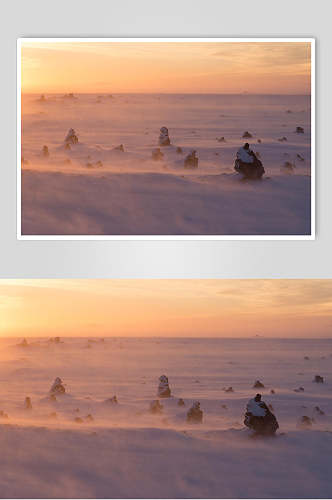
1,0,330,278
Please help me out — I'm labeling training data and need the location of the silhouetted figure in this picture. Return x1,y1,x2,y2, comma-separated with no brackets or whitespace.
244,394,279,436
186,401,203,424
235,143,265,179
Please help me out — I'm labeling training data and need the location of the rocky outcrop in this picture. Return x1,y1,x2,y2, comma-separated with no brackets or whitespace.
184,151,198,169
313,375,324,383
152,148,164,161
186,401,203,424
244,394,279,435
298,415,313,427
105,396,118,404
159,127,171,146
158,375,171,398
49,377,66,395
235,144,264,179
253,380,265,389
24,397,32,410
150,400,163,414
65,128,79,145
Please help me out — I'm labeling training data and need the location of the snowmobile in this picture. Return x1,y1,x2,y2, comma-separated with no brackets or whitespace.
244,394,279,436
234,143,265,180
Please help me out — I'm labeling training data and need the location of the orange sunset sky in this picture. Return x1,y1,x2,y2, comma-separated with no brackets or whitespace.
20,41,311,95
0,280,330,338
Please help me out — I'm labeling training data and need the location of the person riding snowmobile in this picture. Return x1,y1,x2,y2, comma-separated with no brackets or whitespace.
235,143,265,179
244,394,279,435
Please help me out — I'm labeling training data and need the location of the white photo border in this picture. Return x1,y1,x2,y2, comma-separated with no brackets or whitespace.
17,37,316,241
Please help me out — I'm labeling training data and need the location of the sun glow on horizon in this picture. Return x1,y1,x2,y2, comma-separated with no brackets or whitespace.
0,280,330,339
20,41,311,95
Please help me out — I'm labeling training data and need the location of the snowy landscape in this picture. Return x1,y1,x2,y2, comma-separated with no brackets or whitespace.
21,93,312,236
0,336,331,498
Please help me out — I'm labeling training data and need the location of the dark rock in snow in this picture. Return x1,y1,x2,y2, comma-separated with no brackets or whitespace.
176,147,183,154
186,401,203,424
295,126,304,134
0,410,9,419
159,127,171,146
313,375,324,383
242,131,253,138
315,406,325,415
49,377,66,395
299,415,313,427
74,417,84,424
158,375,171,398
24,397,32,410
42,145,49,157
184,150,198,168
150,400,163,414
177,398,185,407
278,137,287,142
217,136,226,143
253,380,265,389
113,144,125,152
270,389,275,394
244,394,279,436
105,396,118,404
65,128,79,144
152,148,164,161
224,387,234,393
294,387,305,392
235,144,264,180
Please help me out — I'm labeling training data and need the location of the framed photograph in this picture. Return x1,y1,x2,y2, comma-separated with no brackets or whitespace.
0,278,331,498
18,38,315,239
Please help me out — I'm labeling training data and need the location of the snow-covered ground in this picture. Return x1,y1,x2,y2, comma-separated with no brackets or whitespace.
0,336,331,498
21,93,311,236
